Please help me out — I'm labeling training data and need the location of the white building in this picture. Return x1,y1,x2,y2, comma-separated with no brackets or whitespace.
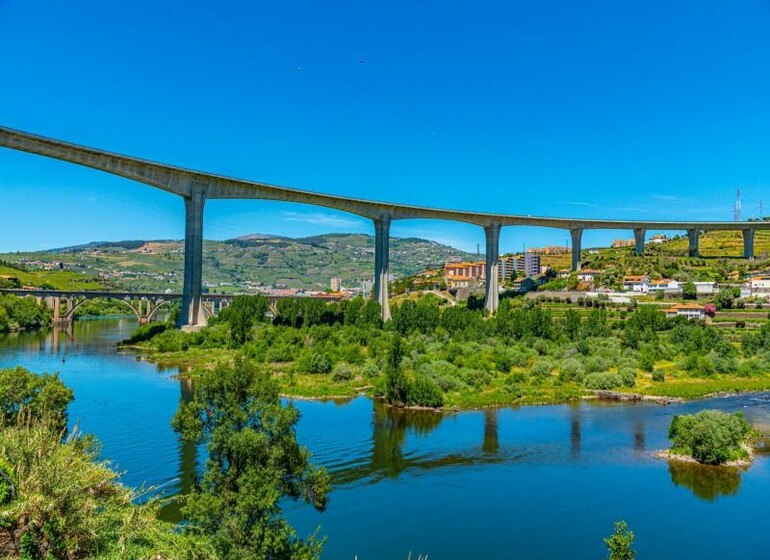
665,304,707,320
648,279,680,295
577,269,603,283
693,281,719,296
623,275,649,293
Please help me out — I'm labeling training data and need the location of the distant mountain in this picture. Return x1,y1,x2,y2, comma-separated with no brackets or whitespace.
3,233,476,292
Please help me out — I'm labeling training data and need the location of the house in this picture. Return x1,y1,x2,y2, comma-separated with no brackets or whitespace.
623,275,649,293
747,276,770,296
611,239,635,248
665,304,707,320
647,279,680,295
556,269,571,279
577,269,603,283
649,234,668,244
444,261,486,280
511,277,536,293
693,281,719,296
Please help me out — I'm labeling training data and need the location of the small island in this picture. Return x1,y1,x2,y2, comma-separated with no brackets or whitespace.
660,410,755,467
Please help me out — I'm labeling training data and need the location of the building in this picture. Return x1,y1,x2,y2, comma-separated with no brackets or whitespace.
527,246,569,255
623,275,649,293
747,276,770,296
511,277,536,293
649,234,668,244
611,239,635,248
515,253,541,277
648,279,680,295
665,304,707,320
330,276,343,292
693,281,719,296
445,261,486,280
499,257,516,282
577,269,603,284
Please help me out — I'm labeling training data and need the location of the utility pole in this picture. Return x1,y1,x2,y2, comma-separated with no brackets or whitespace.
759,200,764,220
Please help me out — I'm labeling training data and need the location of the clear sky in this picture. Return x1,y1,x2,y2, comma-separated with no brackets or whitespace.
1,1,769,254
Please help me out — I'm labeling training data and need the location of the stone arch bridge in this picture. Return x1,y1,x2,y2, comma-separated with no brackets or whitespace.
0,289,342,326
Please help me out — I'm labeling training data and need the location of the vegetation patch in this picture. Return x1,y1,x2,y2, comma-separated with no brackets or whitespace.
665,410,755,466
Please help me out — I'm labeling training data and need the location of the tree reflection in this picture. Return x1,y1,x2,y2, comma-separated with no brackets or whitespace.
668,461,743,501
158,376,198,522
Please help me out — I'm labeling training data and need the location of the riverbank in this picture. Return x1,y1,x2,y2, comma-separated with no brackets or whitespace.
133,346,770,410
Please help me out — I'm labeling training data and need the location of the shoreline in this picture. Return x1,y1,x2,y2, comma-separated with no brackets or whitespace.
129,347,770,412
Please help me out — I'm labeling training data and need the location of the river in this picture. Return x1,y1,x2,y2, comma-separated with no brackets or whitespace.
2,318,770,559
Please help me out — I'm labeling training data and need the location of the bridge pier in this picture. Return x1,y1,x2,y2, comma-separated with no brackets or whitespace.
179,189,207,330
373,214,392,322
743,228,755,260
687,228,700,257
633,227,646,256
570,228,583,271
484,223,501,314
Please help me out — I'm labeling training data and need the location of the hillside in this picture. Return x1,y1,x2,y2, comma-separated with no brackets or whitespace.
0,234,476,292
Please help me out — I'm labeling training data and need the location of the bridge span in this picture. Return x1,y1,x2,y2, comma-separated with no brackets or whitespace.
1,126,766,327
0,289,342,326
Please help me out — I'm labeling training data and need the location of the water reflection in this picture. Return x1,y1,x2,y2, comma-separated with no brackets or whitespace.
159,376,198,522
482,409,499,453
570,405,581,458
634,422,646,453
668,461,743,501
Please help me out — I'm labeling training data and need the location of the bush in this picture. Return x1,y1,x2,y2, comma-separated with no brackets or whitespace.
121,322,167,345
331,363,354,382
307,352,333,374
618,367,636,388
583,371,622,390
668,410,752,465
0,367,73,430
651,369,665,382
558,358,586,383
407,375,444,408
529,359,554,378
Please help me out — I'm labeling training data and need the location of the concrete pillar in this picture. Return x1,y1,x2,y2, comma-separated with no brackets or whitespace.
687,228,699,257
742,228,755,260
52,296,61,324
484,223,501,314
178,189,207,330
633,228,646,256
373,214,392,321
570,229,583,271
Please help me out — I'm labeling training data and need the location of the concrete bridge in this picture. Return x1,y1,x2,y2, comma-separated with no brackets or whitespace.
0,288,342,326
2,126,767,327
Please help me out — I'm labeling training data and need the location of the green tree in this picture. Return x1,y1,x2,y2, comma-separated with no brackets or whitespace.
0,367,73,430
682,281,697,300
219,295,269,345
172,357,331,559
604,521,635,560
668,410,752,465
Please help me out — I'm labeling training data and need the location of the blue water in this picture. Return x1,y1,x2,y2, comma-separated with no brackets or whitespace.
3,319,770,559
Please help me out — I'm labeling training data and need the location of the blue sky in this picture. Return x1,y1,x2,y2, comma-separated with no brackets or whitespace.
1,1,769,254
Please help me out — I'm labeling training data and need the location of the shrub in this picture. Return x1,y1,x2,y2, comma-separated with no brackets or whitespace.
307,352,333,374
604,521,635,560
361,363,381,378
558,358,586,383
583,371,622,390
651,369,665,382
331,363,354,382
121,322,167,345
407,375,444,408
668,410,752,465
736,358,762,377
0,367,73,430
618,367,636,388
584,355,612,374
530,359,554,378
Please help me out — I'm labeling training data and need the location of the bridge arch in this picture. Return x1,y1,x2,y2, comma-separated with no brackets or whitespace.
62,296,144,322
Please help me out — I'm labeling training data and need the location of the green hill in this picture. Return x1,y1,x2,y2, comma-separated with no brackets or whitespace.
0,234,475,292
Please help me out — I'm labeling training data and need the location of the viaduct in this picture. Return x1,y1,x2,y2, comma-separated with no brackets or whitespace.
1,126,767,329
